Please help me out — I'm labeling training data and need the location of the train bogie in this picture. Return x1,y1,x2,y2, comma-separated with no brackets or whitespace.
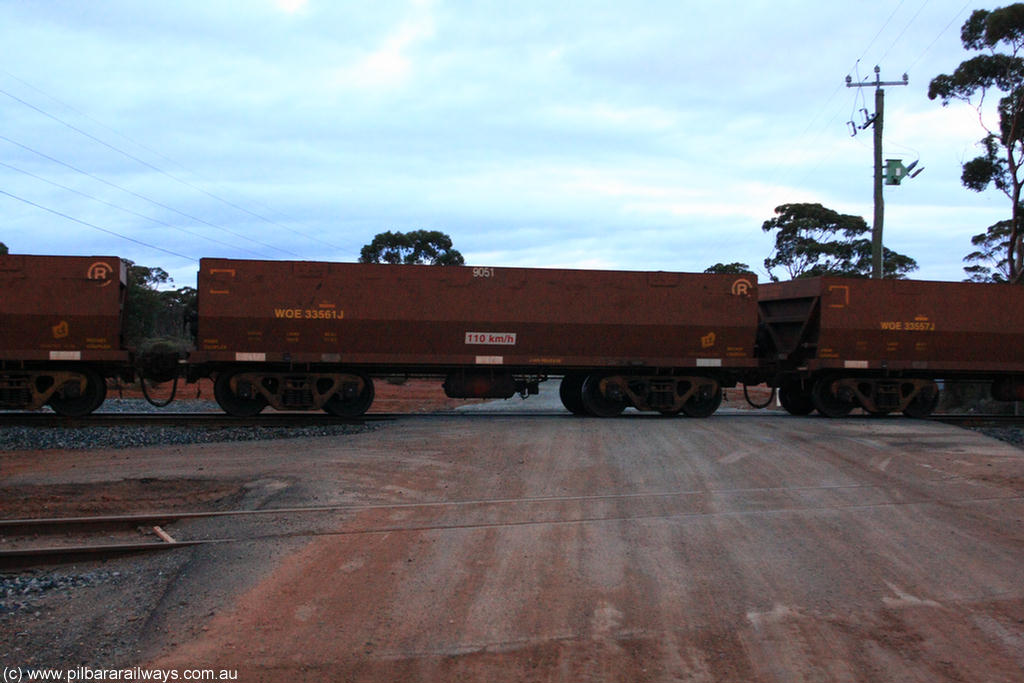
211,367,373,417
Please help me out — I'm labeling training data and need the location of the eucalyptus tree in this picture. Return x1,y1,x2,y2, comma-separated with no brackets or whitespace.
929,4,1024,283
761,203,917,282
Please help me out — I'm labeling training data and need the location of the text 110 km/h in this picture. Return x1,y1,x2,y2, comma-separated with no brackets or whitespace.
465,332,517,345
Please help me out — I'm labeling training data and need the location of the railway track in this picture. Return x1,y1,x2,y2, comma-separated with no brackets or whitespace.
0,409,724,427
0,507,339,570
930,413,1024,427
0,512,214,570
0,412,387,428
2,409,1022,427
7,479,1024,570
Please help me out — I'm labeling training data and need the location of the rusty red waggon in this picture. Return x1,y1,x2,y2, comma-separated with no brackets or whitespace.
186,258,760,417
8,252,1024,420
0,254,131,416
758,277,1024,417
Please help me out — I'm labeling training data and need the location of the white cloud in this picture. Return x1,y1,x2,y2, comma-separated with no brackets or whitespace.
273,0,308,14
545,103,678,132
330,1,436,91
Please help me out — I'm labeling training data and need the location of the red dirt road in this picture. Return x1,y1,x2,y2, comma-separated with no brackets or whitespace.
134,414,1024,681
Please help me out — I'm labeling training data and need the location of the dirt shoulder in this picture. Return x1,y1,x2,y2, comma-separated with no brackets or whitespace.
4,412,1024,680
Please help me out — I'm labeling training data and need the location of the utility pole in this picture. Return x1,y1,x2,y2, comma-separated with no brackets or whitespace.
846,66,908,279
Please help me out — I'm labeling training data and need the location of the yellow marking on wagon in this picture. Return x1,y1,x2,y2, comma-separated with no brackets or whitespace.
880,318,935,331
827,285,849,307
273,308,344,320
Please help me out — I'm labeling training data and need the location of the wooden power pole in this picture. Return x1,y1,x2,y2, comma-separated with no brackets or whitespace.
846,66,908,279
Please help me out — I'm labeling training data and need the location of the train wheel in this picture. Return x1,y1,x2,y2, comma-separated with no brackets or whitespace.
581,374,626,417
778,382,814,416
214,370,267,417
559,374,588,415
324,375,375,417
680,385,722,418
811,375,855,418
48,368,107,417
902,385,939,419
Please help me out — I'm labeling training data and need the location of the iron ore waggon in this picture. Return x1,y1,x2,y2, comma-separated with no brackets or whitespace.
188,258,761,417
0,254,131,416
10,251,1024,420
759,277,1024,418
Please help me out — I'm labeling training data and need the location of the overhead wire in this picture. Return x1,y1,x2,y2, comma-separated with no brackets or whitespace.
849,61,869,130
877,0,932,66
790,0,947,193
874,0,975,170
775,2,913,192
906,0,975,73
0,159,267,257
0,133,300,257
0,83,357,255
0,189,196,261
855,0,910,66
1,69,352,246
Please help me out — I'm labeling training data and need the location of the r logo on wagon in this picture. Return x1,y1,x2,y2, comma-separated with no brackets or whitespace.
731,278,752,296
465,331,517,345
87,261,114,287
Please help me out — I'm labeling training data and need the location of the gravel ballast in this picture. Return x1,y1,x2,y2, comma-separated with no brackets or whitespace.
4,397,1024,451
1,399,380,451
1,570,122,617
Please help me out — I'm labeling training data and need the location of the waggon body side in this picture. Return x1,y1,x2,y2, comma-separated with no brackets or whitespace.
759,277,1024,416
189,259,760,416
0,254,129,414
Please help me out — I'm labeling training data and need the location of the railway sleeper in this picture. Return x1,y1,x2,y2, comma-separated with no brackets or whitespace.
229,371,366,411
832,377,939,417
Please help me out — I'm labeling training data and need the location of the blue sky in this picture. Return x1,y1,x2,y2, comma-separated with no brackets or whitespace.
0,1,1009,287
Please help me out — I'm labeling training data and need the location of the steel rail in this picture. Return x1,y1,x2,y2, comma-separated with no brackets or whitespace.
930,414,1024,426
0,539,217,571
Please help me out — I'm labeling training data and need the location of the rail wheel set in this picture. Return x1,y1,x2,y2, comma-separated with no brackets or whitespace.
2,253,1022,419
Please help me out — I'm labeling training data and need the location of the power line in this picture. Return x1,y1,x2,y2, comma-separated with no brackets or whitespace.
788,2,942,193
856,0,910,67
0,159,266,257
778,3,918,191
0,80,353,253
907,0,974,73
0,133,300,257
3,68,347,246
0,189,196,261
877,0,932,66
